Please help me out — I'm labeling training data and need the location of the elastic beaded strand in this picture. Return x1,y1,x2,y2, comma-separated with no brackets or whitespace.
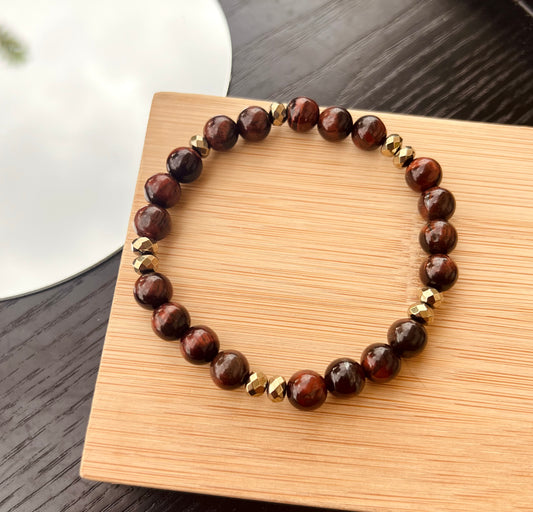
131,97,458,411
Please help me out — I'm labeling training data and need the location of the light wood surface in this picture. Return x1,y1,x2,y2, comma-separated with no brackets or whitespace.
81,92,533,512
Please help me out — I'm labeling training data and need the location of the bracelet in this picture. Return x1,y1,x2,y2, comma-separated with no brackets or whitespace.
130,97,458,411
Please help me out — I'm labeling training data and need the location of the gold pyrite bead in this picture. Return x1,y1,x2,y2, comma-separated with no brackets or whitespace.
131,236,158,255
267,376,287,402
245,371,268,397
420,287,443,309
190,135,210,158
133,254,159,275
269,102,287,126
393,146,415,168
408,302,434,325
381,134,402,157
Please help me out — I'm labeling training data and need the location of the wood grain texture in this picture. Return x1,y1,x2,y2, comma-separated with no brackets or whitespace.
80,92,533,512
1,2,532,511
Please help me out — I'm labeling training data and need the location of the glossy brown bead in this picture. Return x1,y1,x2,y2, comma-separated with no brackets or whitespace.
151,302,190,340
418,186,456,221
351,115,387,150
405,157,442,192
203,115,239,151
237,106,271,142
287,370,327,410
317,106,353,142
361,343,401,383
324,358,365,396
134,204,171,241
180,325,220,364
419,220,457,254
133,272,172,309
210,350,250,389
420,254,459,291
286,97,319,132
166,147,203,183
387,319,427,358
144,173,181,208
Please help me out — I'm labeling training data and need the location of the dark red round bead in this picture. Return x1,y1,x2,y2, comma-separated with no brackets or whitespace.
387,319,427,358
134,273,173,309
405,157,442,192
237,106,271,142
144,173,181,208
134,204,171,241
324,358,365,396
420,254,459,291
210,350,249,389
317,106,353,142
151,302,190,340
419,220,458,254
287,370,327,410
361,343,401,383
166,147,203,183
351,115,387,151
180,325,220,364
418,186,456,221
204,115,239,151
286,97,320,132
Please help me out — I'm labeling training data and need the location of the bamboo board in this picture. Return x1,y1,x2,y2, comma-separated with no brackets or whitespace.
81,93,533,512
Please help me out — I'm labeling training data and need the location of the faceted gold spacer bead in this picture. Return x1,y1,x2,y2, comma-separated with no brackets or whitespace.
190,135,210,158
381,134,403,157
131,236,158,255
420,287,444,309
133,254,159,274
269,102,287,126
245,371,268,397
267,376,287,402
408,302,435,325
393,146,415,168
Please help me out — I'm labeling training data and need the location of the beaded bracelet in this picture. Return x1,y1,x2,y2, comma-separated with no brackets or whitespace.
131,97,458,411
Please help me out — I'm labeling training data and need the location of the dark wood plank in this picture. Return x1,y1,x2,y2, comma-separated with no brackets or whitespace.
1,1,531,510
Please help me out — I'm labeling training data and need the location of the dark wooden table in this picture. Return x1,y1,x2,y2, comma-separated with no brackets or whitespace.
2,1,532,511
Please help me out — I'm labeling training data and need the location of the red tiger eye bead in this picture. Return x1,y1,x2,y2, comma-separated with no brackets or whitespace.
317,106,353,141
180,325,220,364
166,147,203,183
420,254,459,291
237,106,271,142
134,204,171,241
144,173,181,208
387,319,427,358
351,115,387,150
418,186,456,220
419,220,458,254
204,115,239,151
152,302,190,340
286,97,320,132
287,370,327,410
210,350,250,389
361,343,401,383
324,358,365,396
134,272,172,309
405,157,442,192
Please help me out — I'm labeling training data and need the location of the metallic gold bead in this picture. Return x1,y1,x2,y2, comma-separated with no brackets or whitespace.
393,146,415,168
245,371,268,397
133,254,159,274
190,135,210,158
381,134,403,157
408,302,434,324
131,236,158,255
420,287,444,309
269,102,287,126
267,376,287,402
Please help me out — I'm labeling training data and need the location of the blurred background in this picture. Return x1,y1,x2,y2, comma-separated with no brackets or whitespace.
1,1,532,511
